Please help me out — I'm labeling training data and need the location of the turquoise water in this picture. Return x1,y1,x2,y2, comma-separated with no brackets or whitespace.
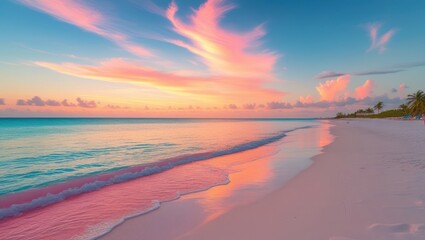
0,118,316,197
0,118,329,240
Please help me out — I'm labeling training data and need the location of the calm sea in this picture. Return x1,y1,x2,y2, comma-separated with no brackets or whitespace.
0,118,329,240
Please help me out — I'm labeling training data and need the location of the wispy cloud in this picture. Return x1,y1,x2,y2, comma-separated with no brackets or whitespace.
316,69,403,79
34,58,284,102
299,95,314,104
267,101,293,109
354,69,404,76
76,97,97,108
136,0,166,16
315,71,346,79
35,58,198,88
16,43,94,62
105,104,129,109
19,0,154,57
164,0,277,78
367,23,396,53
227,104,238,109
260,94,404,111
0,61,21,66
26,0,284,104
16,96,98,108
243,103,257,110
390,61,425,69
61,99,76,107
17,96,60,106
315,60,425,79
0,98,5,105
293,100,333,109
22,1,395,116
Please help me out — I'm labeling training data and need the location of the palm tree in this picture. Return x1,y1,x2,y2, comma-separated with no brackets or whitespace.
374,101,384,114
406,90,425,115
336,112,345,118
399,104,408,114
366,108,374,113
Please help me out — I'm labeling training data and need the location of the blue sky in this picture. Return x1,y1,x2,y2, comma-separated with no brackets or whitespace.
0,0,424,117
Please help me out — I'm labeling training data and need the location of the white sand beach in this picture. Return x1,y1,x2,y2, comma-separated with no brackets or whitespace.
102,119,425,240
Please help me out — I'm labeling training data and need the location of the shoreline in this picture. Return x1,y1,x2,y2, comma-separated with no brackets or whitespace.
1,119,325,240
102,119,425,240
100,121,332,240
179,119,425,240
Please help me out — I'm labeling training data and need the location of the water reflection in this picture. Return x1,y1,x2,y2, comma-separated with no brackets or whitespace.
181,121,334,227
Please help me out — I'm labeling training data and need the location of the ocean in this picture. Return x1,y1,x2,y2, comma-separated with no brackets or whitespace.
0,118,332,240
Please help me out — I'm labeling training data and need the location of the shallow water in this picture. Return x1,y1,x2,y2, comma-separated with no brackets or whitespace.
0,118,329,240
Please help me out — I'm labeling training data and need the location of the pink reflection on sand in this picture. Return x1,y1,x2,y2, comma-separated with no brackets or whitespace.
180,122,334,227
195,145,277,223
318,121,334,148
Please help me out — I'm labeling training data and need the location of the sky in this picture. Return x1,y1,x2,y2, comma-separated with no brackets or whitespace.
0,0,424,117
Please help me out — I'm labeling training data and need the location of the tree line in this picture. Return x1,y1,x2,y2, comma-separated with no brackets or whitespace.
336,90,425,119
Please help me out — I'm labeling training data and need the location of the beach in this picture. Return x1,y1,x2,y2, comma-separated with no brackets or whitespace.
0,118,326,239
2,0,425,239
102,119,425,240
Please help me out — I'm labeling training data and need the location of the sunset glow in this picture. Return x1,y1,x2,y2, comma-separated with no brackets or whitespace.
1,2,424,240
0,0,424,117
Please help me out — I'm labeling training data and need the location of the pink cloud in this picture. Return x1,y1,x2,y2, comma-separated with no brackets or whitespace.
299,95,314,104
34,58,283,102
164,0,277,78
35,58,197,87
19,0,153,57
355,79,375,100
316,75,350,101
399,83,407,98
119,43,153,58
367,24,396,53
